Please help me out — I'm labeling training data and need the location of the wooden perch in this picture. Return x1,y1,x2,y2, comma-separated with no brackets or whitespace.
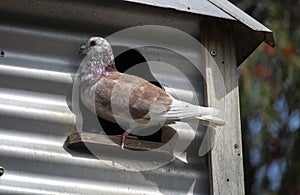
65,132,166,152
64,132,174,163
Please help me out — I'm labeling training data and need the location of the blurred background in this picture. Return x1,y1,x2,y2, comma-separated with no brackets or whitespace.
230,0,300,194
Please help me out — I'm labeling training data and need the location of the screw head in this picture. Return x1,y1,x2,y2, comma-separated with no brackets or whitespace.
210,50,217,56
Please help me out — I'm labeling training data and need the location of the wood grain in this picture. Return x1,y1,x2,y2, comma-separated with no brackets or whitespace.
201,17,245,195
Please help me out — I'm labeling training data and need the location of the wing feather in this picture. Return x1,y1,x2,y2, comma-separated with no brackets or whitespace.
95,72,172,121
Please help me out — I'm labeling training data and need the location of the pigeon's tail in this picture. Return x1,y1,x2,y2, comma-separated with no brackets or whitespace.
161,97,226,127
193,115,226,127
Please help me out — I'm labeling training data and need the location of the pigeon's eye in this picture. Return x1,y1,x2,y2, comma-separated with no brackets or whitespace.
90,41,96,46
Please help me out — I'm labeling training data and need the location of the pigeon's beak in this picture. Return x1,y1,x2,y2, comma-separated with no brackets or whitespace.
77,45,86,55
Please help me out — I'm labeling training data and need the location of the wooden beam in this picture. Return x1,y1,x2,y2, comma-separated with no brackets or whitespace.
65,132,165,152
201,17,245,194
64,132,173,163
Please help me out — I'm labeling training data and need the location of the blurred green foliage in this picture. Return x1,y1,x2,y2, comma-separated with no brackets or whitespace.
231,0,300,194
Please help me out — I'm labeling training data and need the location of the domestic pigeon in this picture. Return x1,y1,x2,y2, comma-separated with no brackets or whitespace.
78,37,226,149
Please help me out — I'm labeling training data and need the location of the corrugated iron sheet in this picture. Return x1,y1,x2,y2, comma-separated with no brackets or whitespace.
124,0,274,47
0,0,211,194
124,0,235,20
123,0,274,65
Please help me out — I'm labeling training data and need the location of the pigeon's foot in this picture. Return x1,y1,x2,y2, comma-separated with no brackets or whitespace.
116,131,138,149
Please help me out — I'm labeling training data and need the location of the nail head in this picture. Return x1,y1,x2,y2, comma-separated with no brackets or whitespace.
210,50,217,56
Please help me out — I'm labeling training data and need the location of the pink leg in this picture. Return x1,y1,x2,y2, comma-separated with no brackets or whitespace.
117,130,138,149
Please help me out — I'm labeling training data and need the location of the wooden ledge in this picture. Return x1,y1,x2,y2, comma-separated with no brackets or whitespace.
65,132,166,152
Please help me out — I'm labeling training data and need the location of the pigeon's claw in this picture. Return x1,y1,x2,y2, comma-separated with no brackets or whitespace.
116,130,138,149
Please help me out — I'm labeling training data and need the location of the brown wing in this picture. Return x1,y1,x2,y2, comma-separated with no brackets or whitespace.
129,81,172,119
95,71,172,121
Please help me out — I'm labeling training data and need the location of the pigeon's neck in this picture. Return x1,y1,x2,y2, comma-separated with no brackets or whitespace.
80,47,116,87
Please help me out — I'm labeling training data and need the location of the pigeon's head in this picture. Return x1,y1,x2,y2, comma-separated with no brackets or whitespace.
78,37,112,55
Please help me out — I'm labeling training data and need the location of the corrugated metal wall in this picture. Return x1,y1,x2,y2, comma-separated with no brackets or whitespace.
0,0,210,194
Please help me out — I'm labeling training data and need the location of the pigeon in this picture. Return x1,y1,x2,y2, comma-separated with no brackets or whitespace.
78,37,226,149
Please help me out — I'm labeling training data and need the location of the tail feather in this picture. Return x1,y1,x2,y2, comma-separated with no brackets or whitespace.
196,115,226,126
159,98,226,127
